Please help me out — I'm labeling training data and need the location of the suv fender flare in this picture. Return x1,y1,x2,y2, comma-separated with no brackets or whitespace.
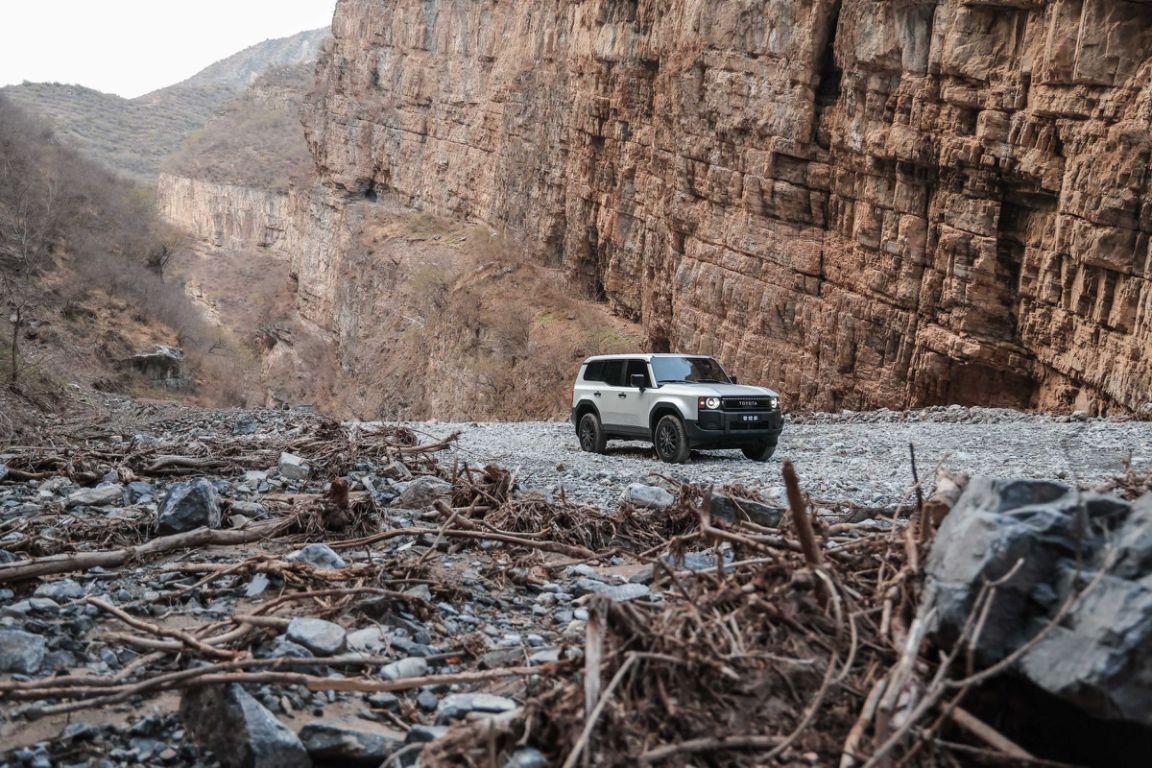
574,399,601,422
648,402,688,436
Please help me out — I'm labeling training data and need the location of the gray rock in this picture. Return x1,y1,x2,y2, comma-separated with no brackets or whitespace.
0,464,7,482
0,629,46,674
380,461,412,481
405,724,448,744
622,482,675,510
380,656,428,681
395,476,452,508
66,483,125,509
346,626,388,653
156,479,221,535
574,579,651,603
298,722,404,766
278,452,311,481
245,573,270,598
506,747,550,768
920,478,1152,725
33,579,85,601
436,692,518,724
710,492,783,528
229,501,269,518
180,684,310,768
286,617,346,656
125,481,156,504
287,543,347,570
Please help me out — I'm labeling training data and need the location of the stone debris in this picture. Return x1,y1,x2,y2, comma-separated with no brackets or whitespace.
278,451,311,481
298,721,404,766
380,656,428,681
395,475,452,507
180,684,310,768
0,628,46,674
0,404,1149,768
621,482,675,510
921,478,1152,725
65,483,125,509
286,542,347,569
435,692,518,724
156,479,221,535
286,617,347,656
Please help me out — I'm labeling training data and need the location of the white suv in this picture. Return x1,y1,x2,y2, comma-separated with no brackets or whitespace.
571,354,784,463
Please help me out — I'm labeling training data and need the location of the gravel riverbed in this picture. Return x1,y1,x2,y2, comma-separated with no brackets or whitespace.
415,407,1152,512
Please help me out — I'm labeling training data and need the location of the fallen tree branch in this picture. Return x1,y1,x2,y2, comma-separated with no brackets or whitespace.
0,520,292,582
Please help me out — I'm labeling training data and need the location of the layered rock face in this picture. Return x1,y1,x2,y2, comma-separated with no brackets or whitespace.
158,174,291,250
305,0,1152,413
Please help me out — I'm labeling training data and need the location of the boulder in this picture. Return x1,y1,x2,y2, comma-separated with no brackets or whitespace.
0,629,46,674
622,483,675,510
919,478,1152,725
395,476,452,508
278,452,311,481
124,345,185,387
287,543,347,570
180,684,310,768
65,483,125,509
298,721,404,766
710,492,783,528
156,479,221,535
286,617,346,656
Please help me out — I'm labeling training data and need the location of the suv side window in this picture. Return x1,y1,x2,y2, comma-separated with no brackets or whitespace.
601,361,626,387
583,361,605,382
625,359,651,388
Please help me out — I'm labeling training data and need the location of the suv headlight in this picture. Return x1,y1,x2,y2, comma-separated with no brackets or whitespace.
769,396,780,410
698,396,721,410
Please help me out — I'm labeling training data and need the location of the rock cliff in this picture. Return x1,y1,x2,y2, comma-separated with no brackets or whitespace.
304,0,1152,414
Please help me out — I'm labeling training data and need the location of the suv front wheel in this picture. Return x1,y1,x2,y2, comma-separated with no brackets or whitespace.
742,442,777,462
653,414,691,464
577,412,607,454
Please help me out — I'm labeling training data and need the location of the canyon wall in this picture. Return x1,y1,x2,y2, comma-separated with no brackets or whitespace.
157,174,292,251
304,0,1152,414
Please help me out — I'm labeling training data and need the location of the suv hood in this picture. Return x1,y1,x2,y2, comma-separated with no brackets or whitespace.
657,382,779,397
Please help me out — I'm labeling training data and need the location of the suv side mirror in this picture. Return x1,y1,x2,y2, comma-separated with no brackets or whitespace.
630,373,647,391
730,375,738,384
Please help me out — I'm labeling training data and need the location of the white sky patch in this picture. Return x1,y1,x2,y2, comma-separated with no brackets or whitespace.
0,0,336,98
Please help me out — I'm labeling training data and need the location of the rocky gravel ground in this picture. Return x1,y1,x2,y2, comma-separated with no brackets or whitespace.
1,402,1149,767
417,406,1152,513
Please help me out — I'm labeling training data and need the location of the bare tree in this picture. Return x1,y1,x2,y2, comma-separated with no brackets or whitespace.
0,99,63,387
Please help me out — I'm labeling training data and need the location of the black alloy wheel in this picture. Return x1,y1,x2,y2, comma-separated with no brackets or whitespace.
654,414,690,464
578,412,607,453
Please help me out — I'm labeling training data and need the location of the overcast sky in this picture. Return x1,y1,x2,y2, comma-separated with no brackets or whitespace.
0,1,337,98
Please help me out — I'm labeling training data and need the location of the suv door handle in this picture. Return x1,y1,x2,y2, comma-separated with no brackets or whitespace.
618,393,627,398
593,392,601,397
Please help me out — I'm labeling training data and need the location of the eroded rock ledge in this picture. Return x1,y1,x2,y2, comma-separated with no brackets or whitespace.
303,0,1152,414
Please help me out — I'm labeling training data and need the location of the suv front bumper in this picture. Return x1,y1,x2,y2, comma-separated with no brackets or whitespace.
685,410,784,449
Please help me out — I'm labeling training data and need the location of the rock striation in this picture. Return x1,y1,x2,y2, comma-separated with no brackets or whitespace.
303,0,1152,414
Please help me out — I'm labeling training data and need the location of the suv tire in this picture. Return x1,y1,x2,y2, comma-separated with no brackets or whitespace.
742,442,777,462
577,412,607,454
654,414,691,464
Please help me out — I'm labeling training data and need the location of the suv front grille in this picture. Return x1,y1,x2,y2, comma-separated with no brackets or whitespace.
722,397,775,411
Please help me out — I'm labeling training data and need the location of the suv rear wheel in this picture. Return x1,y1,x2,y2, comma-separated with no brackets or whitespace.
577,412,607,454
653,414,691,464
742,442,777,462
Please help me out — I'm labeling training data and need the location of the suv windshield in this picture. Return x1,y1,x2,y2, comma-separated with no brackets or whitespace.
650,356,731,385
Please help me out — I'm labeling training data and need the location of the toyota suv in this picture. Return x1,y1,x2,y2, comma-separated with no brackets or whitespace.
570,354,784,463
